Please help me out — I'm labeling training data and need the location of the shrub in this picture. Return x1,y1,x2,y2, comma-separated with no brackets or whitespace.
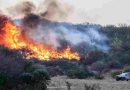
32,69,50,90
23,61,35,73
66,70,77,79
111,71,121,78
17,73,33,90
123,66,130,72
47,66,63,76
107,60,122,69
33,69,50,80
94,75,104,80
91,61,107,76
18,70,50,90
19,84,34,90
0,70,13,90
66,69,93,79
19,73,33,84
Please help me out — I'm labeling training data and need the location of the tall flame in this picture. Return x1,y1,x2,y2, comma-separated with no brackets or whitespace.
0,17,80,60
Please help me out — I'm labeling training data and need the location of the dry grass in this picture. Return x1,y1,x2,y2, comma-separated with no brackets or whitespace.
47,76,130,90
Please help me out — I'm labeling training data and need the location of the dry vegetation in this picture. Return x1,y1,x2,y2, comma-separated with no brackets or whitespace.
48,76,130,90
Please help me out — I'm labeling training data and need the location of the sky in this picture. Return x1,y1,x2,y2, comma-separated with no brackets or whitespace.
0,0,130,25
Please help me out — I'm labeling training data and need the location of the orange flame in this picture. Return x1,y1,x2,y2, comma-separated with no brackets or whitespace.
0,17,80,60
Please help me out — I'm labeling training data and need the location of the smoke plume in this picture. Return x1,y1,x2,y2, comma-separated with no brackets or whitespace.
14,13,109,52
2,0,72,22
1,0,109,52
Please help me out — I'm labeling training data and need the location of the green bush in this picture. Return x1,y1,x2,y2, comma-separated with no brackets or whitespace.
33,69,50,80
111,71,121,78
0,70,13,90
18,84,34,90
23,61,35,73
32,69,50,90
19,73,33,84
66,69,94,79
18,70,50,90
123,66,130,72
94,75,104,80
66,70,77,79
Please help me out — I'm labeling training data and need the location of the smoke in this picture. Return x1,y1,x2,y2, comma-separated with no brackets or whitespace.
1,0,72,22
9,1,36,17
40,0,71,21
1,0,109,52
15,13,109,52
58,26,108,50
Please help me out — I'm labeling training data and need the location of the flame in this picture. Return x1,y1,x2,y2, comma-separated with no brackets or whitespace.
0,17,80,60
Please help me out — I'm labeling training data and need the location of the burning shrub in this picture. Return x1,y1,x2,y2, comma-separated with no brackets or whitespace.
0,16,80,61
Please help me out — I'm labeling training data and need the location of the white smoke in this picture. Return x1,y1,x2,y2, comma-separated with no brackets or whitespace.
18,20,109,51
56,25,109,51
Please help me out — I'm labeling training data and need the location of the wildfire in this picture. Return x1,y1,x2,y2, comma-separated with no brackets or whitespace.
0,16,80,60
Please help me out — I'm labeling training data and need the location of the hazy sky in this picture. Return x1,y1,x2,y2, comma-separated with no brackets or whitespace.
0,0,130,25
64,0,130,25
